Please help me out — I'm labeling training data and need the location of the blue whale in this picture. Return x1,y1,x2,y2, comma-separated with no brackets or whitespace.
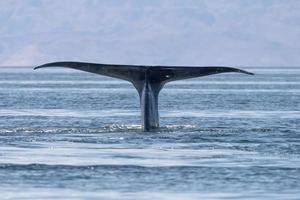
34,62,253,131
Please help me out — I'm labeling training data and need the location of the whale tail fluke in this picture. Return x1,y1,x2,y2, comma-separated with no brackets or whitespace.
34,61,253,86
35,62,253,131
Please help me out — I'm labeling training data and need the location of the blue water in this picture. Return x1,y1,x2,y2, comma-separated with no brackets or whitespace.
0,67,299,199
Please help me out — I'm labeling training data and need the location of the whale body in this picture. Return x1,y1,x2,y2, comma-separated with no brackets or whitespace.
34,62,253,131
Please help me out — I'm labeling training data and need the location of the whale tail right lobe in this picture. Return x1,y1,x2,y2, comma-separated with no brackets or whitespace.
35,62,254,131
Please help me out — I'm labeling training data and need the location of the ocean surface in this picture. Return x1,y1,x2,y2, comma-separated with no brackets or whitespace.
0,66,299,200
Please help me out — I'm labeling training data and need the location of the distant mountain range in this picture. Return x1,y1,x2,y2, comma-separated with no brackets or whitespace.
0,0,299,67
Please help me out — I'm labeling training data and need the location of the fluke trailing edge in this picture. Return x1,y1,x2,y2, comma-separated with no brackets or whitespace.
34,62,254,131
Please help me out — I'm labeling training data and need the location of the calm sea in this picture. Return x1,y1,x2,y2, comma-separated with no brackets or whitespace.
0,66,299,199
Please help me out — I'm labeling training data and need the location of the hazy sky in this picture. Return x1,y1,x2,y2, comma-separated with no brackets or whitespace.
0,0,299,66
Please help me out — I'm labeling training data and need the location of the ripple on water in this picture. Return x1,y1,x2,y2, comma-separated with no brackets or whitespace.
0,67,300,199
